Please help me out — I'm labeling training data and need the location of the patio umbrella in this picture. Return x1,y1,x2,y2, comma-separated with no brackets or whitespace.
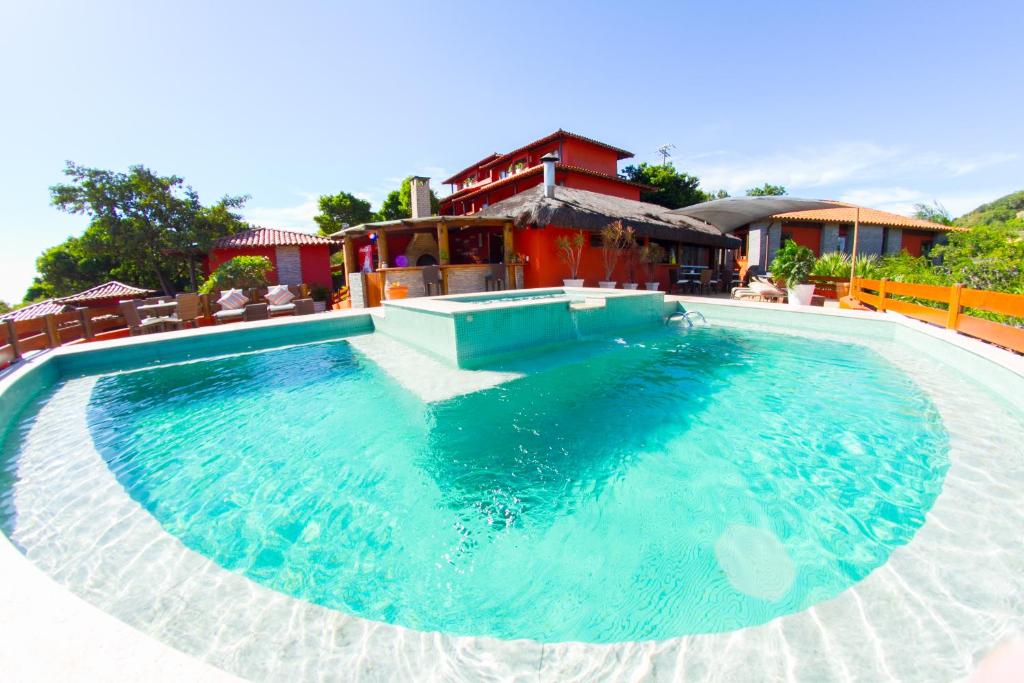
669,197,843,233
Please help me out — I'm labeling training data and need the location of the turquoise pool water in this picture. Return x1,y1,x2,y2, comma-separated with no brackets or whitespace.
84,325,949,643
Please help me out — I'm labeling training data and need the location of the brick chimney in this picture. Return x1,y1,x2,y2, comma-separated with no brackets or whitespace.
410,176,432,218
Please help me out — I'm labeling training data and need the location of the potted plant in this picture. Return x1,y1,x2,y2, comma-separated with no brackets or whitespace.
598,221,628,288
386,280,409,300
621,228,640,289
639,242,666,291
555,230,585,287
770,240,817,306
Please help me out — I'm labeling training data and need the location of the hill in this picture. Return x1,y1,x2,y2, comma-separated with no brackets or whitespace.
955,190,1024,227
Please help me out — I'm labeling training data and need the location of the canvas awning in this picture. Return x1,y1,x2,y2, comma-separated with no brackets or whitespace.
669,197,845,232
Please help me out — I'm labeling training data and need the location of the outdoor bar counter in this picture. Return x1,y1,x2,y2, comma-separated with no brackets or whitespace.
380,264,524,298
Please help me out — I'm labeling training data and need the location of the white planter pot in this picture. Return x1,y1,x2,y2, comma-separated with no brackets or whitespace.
598,281,617,289
563,278,584,287
622,282,639,290
786,284,816,306
645,282,660,291
313,301,327,313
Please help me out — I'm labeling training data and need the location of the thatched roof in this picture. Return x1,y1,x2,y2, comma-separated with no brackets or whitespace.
477,186,740,247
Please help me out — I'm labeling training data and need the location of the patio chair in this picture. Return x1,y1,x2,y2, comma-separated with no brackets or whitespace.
119,300,168,335
243,303,269,321
174,293,201,328
673,268,695,294
422,265,443,296
698,269,718,294
484,263,505,291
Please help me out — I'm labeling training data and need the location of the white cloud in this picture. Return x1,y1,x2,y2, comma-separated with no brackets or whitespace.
242,192,319,232
678,142,1017,197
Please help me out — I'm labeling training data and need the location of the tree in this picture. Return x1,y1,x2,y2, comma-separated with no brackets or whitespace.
913,201,952,226
375,177,440,221
314,191,374,236
46,162,248,298
0,300,11,315
620,162,708,209
199,256,273,294
746,183,787,197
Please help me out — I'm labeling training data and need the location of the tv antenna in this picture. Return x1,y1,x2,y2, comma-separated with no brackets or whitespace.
656,143,676,166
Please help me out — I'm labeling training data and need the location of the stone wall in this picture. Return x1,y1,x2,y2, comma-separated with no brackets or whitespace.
446,267,489,294
348,273,368,308
884,228,903,254
275,246,302,285
384,270,427,299
856,225,885,256
766,222,782,265
820,225,840,253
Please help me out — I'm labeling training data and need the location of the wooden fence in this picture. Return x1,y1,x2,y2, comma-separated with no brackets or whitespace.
852,278,1024,353
1,305,133,367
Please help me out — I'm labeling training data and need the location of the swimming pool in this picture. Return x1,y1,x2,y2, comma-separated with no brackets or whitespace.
1,296,1022,680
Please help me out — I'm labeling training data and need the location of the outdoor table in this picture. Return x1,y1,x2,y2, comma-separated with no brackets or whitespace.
137,301,177,314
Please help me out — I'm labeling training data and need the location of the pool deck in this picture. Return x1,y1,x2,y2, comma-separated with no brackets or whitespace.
1,296,1023,680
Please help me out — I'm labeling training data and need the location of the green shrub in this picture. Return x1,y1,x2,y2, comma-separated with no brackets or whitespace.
811,251,851,277
200,256,272,294
770,240,816,288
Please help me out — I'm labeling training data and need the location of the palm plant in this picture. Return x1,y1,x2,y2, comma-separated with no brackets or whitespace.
769,240,816,289
599,221,630,281
555,230,585,280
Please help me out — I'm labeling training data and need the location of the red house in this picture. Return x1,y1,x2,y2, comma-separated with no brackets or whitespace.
439,129,649,215
209,228,337,291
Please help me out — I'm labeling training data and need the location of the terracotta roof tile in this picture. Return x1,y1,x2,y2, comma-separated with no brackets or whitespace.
771,204,964,232
1,299,69,322
59,280,153,304
214,227,338,249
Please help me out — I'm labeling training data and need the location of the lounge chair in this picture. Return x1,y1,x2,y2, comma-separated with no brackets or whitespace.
212,289,248,324
732,278,786,303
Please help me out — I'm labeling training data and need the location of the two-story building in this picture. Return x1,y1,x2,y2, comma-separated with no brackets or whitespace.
439,130,649,215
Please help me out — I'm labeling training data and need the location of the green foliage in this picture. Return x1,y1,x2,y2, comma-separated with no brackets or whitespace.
955,190,1024,228
932,223,1024,292
746,183,787,197
811,251,851,277
0,300,11,315
314,192,374,236
309,285,331,302
620,162,709,208
769,240,815,288
638,242,667,282
375,177,440,221
912,201,952,226
555,230,585,279
199,256,272,294
45,162,248,299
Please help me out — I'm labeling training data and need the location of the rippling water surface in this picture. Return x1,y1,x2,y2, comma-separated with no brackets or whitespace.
85,326,949,643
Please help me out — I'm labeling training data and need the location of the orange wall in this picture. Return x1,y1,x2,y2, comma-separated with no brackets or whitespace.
514,226,644,288
899,231,934,257
781,224,821,255
560,138,619,175
564,173,641,200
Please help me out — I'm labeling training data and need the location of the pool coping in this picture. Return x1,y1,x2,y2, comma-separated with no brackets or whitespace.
1,296,1023,680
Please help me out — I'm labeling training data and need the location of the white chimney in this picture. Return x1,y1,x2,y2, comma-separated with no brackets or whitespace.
540,153,559,199
410,176,432,218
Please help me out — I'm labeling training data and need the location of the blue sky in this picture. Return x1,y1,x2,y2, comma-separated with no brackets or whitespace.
1,0,1021,303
